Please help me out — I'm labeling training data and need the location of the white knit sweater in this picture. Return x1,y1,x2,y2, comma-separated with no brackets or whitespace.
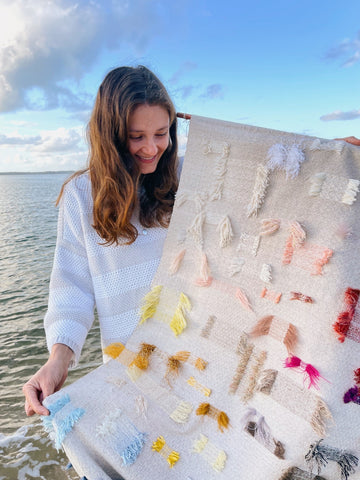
44,173,167,365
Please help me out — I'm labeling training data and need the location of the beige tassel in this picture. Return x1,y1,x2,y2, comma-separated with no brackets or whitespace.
217,216,233,248
260,219,281,236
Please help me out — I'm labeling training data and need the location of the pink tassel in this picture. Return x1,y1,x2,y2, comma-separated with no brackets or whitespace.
235,288,253,312
284,355,326,389
195,253,213,287
169,249,186,275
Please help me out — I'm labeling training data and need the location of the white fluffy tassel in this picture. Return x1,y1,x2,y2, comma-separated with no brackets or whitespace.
217,216,233,248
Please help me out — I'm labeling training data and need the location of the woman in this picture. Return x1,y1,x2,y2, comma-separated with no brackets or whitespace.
23,65,179,416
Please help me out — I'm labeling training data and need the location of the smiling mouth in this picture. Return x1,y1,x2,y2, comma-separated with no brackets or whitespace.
136,155,157,163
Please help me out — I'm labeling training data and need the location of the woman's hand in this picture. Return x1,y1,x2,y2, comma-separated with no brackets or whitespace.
23,343,74,416
336,136,360,146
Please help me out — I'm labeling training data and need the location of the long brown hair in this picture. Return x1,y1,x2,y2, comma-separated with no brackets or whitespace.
58,65,178,245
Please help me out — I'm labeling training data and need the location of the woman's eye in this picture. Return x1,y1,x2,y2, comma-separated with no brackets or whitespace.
129,136,142,141
156,132,168,137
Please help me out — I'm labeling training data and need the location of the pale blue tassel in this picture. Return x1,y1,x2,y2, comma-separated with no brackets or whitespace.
120,431,147,466
54,407,85,450
42,394,70,433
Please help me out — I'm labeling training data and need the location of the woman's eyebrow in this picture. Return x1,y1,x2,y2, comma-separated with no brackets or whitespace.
129,125,169,133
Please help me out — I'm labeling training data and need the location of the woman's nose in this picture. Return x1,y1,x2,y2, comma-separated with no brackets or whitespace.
142,138,157,156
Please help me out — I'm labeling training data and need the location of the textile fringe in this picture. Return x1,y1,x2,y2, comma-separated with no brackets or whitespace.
217,216,233,248
229,335,254,394
103,342,125,359
343,386,360,404
247,164,270,217
195,253,213,287
192,434,227,472
229,257,245,276
250,316,297,353
284,355,327,389
169,400,193,424
241,408,285,459
131,343,156,370
309,172,326,197
170,292,191,336
267,143,305,178
140,285,163,324
187,211,205,247
290,292,314,303
152,436,180,468
196,403,230,432
260,218,281,236
241,350,267,403
187,376,211,397
169,248,186,275
257,369,278,395
305,439,359,480
310,399,333,437
279,466,326,479
235,287,253,311
342,179,360,205
260,263,272,283
333,287,360,342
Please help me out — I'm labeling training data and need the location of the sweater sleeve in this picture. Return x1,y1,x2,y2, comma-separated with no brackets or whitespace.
44,176,95,366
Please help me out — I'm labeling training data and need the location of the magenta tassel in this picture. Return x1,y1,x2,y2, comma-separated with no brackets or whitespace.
284,355,301,368
284,355,326,389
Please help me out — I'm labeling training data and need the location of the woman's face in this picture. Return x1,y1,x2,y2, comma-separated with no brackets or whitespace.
127,104,170,174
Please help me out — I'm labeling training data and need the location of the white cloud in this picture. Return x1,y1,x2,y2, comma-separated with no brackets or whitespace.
33,128,84,153
0,134,41,145
325,31,360,67
0,0,174,112
320,110,360,121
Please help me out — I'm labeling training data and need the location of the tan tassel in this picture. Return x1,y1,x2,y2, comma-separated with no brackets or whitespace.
169,248,186,275
283,324,298,354
187,211,205,247
260,218,281,236
250,315,274,336
165,356,182,385
310,398,333,437
257,369,278,395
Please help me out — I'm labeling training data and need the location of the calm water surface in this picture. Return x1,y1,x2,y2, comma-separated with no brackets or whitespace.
0,173,102,480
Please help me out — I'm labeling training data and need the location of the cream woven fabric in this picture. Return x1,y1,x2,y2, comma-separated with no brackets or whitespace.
43,115,360,480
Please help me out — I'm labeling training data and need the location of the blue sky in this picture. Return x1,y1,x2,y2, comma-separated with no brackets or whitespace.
0,0,359,172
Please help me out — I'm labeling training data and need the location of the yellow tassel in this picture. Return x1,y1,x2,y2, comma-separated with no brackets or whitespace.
194,357,207,370
103,343,125,359
167,450,180,468
170,292,191,336
173,351,190,362
217,411,230,433
212,451,227,472
196,402,211,416
152,436,166,452
140,285,163,324
130,343,156,370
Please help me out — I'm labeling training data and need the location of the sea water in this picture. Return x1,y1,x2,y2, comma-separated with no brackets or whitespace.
0,173,102,480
